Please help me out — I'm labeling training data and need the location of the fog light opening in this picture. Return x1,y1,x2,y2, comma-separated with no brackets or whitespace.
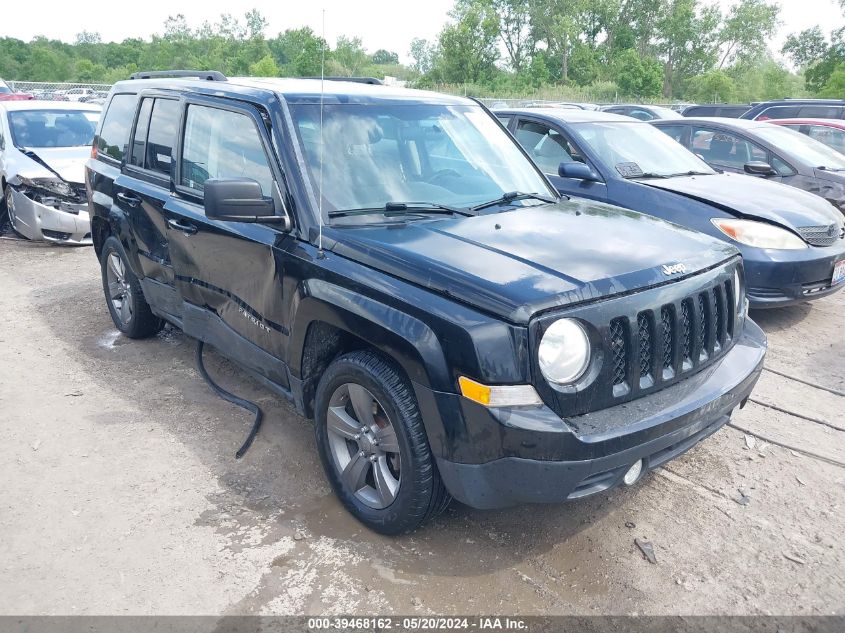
623,460,644,486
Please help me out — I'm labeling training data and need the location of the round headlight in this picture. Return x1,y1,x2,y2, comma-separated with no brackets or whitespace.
538,318,591,385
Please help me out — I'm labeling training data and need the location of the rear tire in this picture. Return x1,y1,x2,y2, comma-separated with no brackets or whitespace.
100,236,163,339
314,350,450,534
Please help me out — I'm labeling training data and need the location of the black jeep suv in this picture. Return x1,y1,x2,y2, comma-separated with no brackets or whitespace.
86,71,766,534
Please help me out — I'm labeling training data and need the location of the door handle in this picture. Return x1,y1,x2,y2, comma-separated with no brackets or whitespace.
116,192,141,207
167,218,198,235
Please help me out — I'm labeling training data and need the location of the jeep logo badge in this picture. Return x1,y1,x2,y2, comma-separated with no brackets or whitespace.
662,263,686,275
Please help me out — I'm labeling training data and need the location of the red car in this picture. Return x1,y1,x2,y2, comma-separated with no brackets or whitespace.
770,118,845,155
0,79,34,101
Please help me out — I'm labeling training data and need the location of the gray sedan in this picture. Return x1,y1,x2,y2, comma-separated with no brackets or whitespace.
653,117,845,215
1,101,100,244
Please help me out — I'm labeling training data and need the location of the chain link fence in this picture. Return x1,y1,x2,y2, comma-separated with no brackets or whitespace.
7,81,112,103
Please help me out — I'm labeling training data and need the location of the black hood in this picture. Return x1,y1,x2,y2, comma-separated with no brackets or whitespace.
641,172,842,229
327,198,737,323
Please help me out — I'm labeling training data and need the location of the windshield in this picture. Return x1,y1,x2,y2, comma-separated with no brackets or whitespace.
753,124,845,171
573,121,714,177
288,103,554,220
8,109,100,148
649,106,683,120
0,82,11,94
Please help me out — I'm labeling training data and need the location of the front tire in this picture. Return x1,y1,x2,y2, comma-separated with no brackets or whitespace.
100,236,163,339
315,350,450,534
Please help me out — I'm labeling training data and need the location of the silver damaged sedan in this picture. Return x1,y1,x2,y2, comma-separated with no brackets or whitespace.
1,101,100,244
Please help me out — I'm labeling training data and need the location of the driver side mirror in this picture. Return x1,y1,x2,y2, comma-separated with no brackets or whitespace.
559,161,600,182
743,161,777,177
204,178,286,225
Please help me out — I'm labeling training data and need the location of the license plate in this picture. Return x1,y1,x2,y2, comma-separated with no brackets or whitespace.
833,260,845,286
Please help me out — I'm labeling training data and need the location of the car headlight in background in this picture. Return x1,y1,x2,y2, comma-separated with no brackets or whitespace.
711,218,806,250
538,318,591,385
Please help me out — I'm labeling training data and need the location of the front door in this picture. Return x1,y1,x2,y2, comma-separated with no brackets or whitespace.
512,118,608,201
165,96,295,388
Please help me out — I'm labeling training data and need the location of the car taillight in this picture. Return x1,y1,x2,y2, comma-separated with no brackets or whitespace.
757,115,771,121
90,144,97,159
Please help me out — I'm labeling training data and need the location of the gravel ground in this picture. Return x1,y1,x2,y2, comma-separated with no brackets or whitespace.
0,236,843,616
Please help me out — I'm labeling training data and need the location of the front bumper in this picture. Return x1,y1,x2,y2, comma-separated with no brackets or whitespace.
742,240,845,307
432,320,766,509
7,187,92,245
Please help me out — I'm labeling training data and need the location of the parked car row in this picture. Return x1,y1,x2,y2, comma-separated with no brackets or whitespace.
496,108,845,308
0,75,841,534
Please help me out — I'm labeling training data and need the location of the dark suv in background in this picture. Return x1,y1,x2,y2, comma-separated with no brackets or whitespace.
86,71,766,533
740,99,845,121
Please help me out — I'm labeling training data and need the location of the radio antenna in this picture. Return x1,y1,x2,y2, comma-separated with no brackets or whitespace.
318,8,326,255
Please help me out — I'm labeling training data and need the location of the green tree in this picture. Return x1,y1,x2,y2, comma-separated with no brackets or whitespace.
782,26,827,68
248,54,279,77
615,48,662,97
685,69,737,102
717,0,779,69
330,36,369,76
372,49,399,64
268,27,326,76
656,0,721,97
433,0,500,84
409,38,436,74
819,63,845,97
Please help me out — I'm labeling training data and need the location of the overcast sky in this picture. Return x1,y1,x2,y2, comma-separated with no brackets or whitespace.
2,0,843,64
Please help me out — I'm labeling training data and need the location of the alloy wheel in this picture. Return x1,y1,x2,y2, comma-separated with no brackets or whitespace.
106,252,134,326
326,383,401,509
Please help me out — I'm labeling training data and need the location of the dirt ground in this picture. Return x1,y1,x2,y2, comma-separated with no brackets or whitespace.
0,235,843,617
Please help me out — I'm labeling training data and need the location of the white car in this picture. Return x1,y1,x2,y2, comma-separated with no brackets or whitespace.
60,87,96,102
1,101,101,244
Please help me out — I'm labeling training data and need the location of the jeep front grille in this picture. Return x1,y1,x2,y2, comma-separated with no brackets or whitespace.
797,224,843,247
531,260,742,420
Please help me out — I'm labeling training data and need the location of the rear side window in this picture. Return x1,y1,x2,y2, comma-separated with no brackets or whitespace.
130,98,180,175
97,93,136,161
755,105,799,120
129,98,153,167
146,99,180,174
799,105,843,118
180,105,274,196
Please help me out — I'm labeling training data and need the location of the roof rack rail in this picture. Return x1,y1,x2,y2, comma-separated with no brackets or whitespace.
304,76,384,85
129,70,228,81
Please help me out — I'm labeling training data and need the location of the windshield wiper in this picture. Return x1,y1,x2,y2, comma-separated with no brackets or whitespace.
328,201,472,219
627,172,670,180
666,170,713,177
469,191,557,213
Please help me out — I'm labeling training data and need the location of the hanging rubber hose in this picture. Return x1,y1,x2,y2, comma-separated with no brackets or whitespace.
195,340,263,459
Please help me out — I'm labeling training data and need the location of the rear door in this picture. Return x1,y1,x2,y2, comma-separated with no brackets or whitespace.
165,95,295,386
113,93,182,320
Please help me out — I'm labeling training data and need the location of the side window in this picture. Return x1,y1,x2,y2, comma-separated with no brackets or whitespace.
627,109,654,121
657,125,686,143
496,115,512,127
180,105,274,197
129,98,153,168
691,128,765,168
97,93,137,161
807,125,845,153
756,105,799,120
514,120,582,175
799,106,842,118
145,99,180,174
770,155,796,176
